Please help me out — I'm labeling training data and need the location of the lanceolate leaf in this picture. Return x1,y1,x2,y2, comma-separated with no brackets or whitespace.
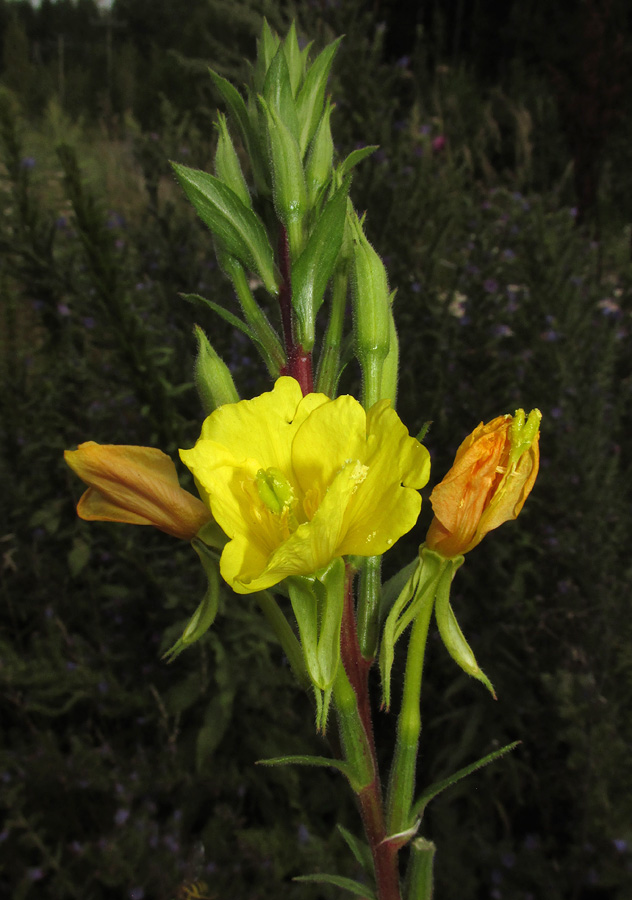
410,741,521,821
179,293,257,342
294,874,377,900
255,754,353,781
338,145,379,179
291,179,350,350
296,37,342,155
172,164,278,295
208,69,269,192
337,825,374,876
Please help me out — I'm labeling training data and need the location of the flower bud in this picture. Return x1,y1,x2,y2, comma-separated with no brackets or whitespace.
425,408,541,557
64,442,212,540
349,207,390,407
193,325,240,414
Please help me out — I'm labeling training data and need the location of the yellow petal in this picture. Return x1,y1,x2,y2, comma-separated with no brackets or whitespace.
338,401,430,554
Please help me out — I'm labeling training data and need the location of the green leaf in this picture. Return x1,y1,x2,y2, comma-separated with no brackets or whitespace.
256,754,353,781
294,874,376,900
172,163,278,295
180,293,255,341
253,18,281,90
337,825,374,876
208,68,269,193
305,99,334,207
338,145,379,179
283,22,304,96
291,179,349,350
296,37,343,155
410,742,521,821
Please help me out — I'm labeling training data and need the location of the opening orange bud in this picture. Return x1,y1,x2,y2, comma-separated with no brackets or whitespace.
425,409,541,558
64,442,213,541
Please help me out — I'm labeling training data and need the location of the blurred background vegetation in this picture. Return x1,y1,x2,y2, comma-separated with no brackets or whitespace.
1,1,631,898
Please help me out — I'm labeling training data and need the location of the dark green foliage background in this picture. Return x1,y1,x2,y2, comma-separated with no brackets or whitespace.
1,2,631,899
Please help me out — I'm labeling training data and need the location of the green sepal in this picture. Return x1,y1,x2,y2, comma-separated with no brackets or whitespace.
337,144,379,180
296,37,343,155
262,43,300,141
434,560,496,698
258,97,307,257
172,163,278,295
256,753,354,782
162,541,220,662
410,741,521,821
509,407,542,466
291,178,349,351
294,874,376,900
286,557,345,732
337,825,374,877
379,551,447,710
214,112,250,207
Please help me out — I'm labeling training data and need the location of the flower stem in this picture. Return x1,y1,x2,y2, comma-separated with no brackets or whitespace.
277,224,313,394
385,569,441,836
336,568,402,900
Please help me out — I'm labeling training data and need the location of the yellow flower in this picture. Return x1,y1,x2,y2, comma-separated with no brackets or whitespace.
425,408,541,558
64,442,213,540
180,376,430,593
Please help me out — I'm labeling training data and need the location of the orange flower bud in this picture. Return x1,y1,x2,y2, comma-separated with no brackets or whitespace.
64,442,212,540
425,409,541,558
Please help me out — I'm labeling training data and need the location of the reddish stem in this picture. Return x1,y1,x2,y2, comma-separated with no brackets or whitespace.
277,225,313,395
340,569,401,900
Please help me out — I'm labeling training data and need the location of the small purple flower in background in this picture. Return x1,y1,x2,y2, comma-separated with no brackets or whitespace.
597,298,621,317
297,824,310,844
27,867,45,881
115,808,130,826
502,248,516,261
395,56,410,69
431,135,446,153
107,212,126,229
57,303,71,317
21,157,36,170
82,317,96,329
411,281,421,294
492,324,513,338
569,207,578,218
613,839,628,853
483,278,499,294
129,888,145,900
